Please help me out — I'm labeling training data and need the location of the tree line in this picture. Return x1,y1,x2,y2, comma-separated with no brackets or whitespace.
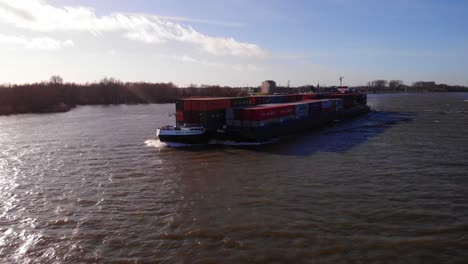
0,76,248,115
1,76,467,115
365,80,468,93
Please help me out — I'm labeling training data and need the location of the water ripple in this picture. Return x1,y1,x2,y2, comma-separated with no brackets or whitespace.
0,95,467,262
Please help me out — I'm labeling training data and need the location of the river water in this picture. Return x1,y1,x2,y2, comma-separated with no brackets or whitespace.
1,93,467,263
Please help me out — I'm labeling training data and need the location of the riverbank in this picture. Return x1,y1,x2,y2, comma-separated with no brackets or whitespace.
0,82,247,116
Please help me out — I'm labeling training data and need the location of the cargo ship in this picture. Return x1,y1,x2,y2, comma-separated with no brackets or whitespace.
157,89,369,144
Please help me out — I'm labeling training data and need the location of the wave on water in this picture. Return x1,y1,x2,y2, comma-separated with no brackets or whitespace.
145,139,168,148
144,139,209,148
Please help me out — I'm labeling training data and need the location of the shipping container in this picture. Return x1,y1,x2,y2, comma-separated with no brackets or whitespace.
277,105,296,116
226,108,234,120
242,107,277,120
226,107,255,120
187,98,231,111
175,109,200,124
240,104,296,121
335,99,344,112
230,97,252,107
286,94,298,102
321,100,334,113
242,118,281,128
307,101,322,115
252,95,291,105
176,100,185,111
176,110,184,122
190,111,201,124
294,102,309,118
199,110,226,123
184,100,192,111
270,96,283,104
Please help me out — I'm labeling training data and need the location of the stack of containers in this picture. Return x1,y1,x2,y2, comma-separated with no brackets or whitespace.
270,101,309,119
226,106,253,127
227,104,296,128
176,94,349,129
175,98,231,129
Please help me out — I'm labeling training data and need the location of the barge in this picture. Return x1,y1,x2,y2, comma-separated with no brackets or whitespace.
157,89,369,144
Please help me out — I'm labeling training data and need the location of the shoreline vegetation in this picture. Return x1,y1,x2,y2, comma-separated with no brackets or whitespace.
1,76,467,116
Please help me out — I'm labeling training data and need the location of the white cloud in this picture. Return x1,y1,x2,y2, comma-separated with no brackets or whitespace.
155,15,243,27
176,55,198,63
0,0,265,57
0,33,73,50
63,39,74,47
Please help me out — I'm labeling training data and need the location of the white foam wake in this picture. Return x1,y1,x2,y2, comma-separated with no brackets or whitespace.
145,138,276,148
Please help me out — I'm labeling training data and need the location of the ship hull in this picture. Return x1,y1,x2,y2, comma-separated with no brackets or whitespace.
157,128,209,144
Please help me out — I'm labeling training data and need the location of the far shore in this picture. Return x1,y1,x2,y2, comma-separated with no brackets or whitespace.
1,90,467,116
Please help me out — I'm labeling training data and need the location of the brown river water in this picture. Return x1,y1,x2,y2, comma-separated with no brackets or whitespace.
1,93,467,263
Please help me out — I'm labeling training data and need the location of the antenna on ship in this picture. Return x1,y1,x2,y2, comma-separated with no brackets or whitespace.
339,76,344,86
287,80,290,88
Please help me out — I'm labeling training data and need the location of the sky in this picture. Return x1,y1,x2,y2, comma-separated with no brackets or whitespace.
0,0,467,87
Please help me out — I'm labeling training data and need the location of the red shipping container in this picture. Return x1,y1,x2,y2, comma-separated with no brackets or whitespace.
278,105,295,116
250,96,265,105
183,100,192,111
240,105,296,121
176,110,184,122
302,94,318,100
189,98,231,111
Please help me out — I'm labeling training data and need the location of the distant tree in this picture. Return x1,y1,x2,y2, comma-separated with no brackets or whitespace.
100,77,121,84
412,81,436,92
372,80,388,89
412,81,436,88
49,75,64,85
389,80,403,90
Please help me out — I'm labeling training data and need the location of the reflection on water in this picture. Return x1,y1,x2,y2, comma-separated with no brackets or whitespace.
0,94,467,263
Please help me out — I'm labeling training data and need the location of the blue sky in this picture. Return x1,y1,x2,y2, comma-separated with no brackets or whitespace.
1,0,467,86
